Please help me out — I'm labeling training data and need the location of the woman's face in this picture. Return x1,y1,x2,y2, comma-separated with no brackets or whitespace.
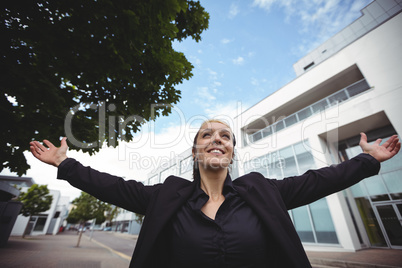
193,121,234,171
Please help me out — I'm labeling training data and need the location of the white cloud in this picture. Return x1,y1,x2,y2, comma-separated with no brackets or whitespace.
252,0,277,11
248,51,256,57
214,81,222,87
2,122,197,201
221,38,233,44
251,77,259,86
253,0,372,56
196,86,217,102
232,56,245,65
229,3,240,18
189,55,202,66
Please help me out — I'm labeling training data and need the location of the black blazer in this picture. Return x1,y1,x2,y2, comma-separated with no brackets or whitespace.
58,153,380,267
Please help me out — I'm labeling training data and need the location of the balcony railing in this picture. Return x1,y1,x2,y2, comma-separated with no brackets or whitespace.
246,78,371,144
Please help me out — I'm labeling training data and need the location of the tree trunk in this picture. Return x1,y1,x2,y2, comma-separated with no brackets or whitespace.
76,223,83,247
22,215,32,238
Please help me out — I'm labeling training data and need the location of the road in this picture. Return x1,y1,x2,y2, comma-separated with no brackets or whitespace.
83,230,137,259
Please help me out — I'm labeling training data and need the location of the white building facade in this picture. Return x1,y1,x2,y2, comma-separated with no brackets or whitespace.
11,189,70,236
237,0,402,251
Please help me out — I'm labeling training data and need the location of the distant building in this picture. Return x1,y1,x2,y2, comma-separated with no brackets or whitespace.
0,175,70,236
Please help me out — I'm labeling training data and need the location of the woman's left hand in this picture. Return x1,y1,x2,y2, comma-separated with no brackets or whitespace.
359,133,401,162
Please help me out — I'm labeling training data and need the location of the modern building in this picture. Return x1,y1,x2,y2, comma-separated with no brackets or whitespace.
0,175,70,236
237,0,402,251
143,0,402,252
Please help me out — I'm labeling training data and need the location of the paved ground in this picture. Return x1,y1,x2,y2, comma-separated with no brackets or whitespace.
1,230,401,268
0,231,130,268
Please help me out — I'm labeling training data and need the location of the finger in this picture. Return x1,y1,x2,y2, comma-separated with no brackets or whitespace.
30,141,42,151
359,132,368,146
390,141,401,154
382,135,397,149
30,145,41,158
43,139,55,149
60,137,68,148
374,138,382,147
34,141,48,152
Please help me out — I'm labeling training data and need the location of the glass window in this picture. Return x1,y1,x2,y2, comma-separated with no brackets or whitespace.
309,199,339,244
350,183,368,198
180,156,192,174
328,90,348,106
252,131,262,142
292,206,315,243
243,161,252,174
149,175,159,185
160,165,176,183
311,99,328,113
297,107,312,121
295,152,315,174
346,79,370,97
273,120,284,132
284,114,298,128
294,141,315,174
261,126,272,138
267,153,283,179
354,196,387,247
363,175,390,202
382,170,402,200
33,216,47,231
279,147,298,177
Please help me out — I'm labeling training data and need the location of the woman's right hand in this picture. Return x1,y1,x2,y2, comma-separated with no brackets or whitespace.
30,137,68,167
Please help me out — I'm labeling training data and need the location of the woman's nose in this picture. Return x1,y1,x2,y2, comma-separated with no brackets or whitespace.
212,134,222,144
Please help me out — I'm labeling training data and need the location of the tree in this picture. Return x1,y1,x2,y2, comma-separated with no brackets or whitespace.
17,184,53,238
135,213,145,225
0,0,209,175
66,192,111,247
105,205,120,228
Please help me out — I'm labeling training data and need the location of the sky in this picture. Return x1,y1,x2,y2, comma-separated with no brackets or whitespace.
1,0,373,201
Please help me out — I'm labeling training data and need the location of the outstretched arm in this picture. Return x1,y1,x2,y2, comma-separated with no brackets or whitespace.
30,137,68,167
359,133,400,162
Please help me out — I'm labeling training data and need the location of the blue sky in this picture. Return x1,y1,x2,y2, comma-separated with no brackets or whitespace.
2,0,374,200
153,0,373,132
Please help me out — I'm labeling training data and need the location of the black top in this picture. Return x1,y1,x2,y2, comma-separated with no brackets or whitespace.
167,176,271,268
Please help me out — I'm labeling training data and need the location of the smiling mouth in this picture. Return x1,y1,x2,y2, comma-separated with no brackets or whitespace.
207,148,225,154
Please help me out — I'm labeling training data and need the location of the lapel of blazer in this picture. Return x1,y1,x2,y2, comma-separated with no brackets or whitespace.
234,172,311,267
131,176,196,267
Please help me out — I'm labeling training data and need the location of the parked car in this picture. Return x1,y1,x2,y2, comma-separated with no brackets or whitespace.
103,227,112,231
77,227,86,233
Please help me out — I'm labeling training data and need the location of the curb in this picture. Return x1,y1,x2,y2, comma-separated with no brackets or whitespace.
310,258,402,268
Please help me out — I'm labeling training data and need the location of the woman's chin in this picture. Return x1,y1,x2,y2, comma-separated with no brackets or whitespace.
202,160,230,170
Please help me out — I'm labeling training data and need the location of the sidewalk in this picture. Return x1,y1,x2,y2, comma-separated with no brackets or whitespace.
0,231,130,268
1,231,401,268
307,248,402,268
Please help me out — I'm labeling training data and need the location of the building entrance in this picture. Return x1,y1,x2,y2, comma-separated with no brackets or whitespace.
339,129,402,249
372,202,402,248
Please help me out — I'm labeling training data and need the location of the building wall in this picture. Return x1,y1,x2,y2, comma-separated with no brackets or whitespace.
11,190,70,236
293,0,402,76
237,10,402,251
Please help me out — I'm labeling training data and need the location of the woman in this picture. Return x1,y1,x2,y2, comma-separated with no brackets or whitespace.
30,120,400,268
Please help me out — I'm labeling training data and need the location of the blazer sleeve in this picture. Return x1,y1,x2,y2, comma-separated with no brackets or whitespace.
57,158,158,214
274,153,380,210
